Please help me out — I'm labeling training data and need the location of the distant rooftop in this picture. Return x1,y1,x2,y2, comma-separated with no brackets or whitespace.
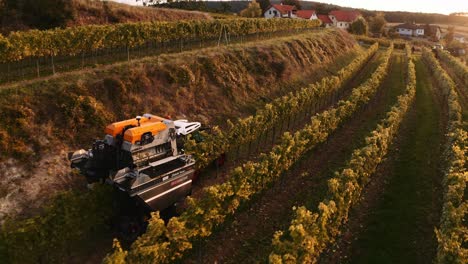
329,10,361,22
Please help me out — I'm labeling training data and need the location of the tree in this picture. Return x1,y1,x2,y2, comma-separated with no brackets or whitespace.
387,28,400,39
349,17,368,35
240,0,262,18
314,3,330,14
282,0,301,10
257,0,271,12
369,13,386,35
220,2,231,13
2,0,74,29
137,0,161,6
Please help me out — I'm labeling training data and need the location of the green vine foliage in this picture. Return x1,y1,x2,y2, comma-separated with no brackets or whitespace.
103,44,393,264
269,44,415,264
437,49,468,88
0,19,320,63
422,49,467,264
0,185,115,264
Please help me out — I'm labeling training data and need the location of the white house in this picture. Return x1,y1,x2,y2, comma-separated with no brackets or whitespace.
264,4,297,19
395,23,425,37
296,10,318,20
329,10,361,29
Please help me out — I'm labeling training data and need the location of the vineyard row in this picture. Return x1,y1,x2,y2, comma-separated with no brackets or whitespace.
422,49,467,264
103,44,394,263
437,49,468,87
269,44,415,263
0,19,320,63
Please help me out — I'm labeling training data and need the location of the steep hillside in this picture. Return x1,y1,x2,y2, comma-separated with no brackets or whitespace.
0,29,357,219
0,0,211,34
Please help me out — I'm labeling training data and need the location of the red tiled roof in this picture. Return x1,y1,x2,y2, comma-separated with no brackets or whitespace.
296,10,316,19
318,14,332,24
271,4,296,14
329,10,360,22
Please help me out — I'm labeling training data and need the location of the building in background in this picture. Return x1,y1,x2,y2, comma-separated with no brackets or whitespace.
329,10,361,29
264,4,297,18
394,23,425,37
296,10,318,20
318,14,333,27
264,7,363,31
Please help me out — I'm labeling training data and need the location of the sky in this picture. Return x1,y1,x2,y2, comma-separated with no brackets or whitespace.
112,0,468,15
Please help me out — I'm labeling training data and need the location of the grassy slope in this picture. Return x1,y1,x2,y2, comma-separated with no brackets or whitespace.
347,58,444,264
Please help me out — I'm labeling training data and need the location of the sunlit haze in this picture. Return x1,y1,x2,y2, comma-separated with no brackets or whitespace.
324,0,467,15
113,0,468,15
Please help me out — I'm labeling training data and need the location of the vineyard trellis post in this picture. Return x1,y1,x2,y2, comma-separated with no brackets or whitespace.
272,126,276,145
36,59,40,78
218,24,230,47
127,45,130,62
51,55,55,75
7,62,10,82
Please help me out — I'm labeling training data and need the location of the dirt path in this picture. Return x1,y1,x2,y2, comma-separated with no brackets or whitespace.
181,54,406,264
322,58,446,264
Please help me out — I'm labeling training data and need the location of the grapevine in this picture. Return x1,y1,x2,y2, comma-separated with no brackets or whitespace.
437,49,468,87
422,49,467,264
269,44,414,263
0,19,320,63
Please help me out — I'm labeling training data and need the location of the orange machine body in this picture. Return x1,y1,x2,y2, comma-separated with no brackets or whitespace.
105,115,165,137
123,121,167,144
